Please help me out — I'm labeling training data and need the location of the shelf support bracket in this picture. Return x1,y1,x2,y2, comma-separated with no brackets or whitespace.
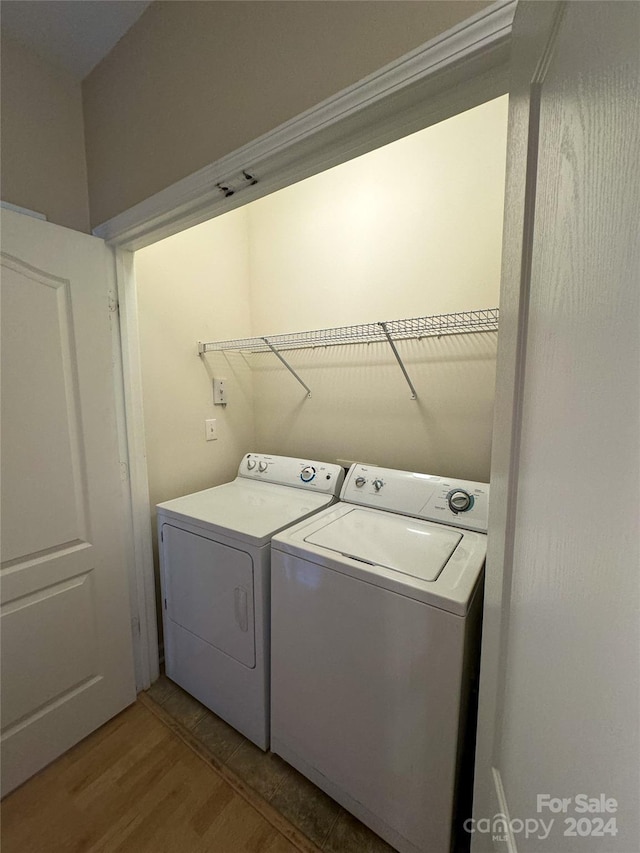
262,337,312,398
378,322,418,400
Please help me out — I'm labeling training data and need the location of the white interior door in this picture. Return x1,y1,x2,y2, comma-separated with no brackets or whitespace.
0,209,136,795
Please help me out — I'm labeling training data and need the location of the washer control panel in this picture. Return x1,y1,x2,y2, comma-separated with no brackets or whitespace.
342,463,489,532
239,453,345,495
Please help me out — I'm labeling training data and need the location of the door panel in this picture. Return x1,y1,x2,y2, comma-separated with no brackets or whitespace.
1,257,88,560
1,569,98,729
0,210,136,795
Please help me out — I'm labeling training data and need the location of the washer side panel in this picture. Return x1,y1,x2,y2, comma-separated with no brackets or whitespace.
271,549,467,851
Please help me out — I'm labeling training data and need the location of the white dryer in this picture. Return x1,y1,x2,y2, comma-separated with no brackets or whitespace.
270,463,489,853
157,453,344,750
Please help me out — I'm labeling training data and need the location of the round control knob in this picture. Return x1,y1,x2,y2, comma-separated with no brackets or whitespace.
373,478,384,492
355,476,366,488
258,461,268,472
447,489,473,514
300,465,316,483
246,459,256,470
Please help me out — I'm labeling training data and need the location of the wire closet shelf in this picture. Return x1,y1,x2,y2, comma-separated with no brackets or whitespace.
198,308,499,354
197,308,499,400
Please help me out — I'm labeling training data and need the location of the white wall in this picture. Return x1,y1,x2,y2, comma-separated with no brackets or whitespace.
247,96,508,479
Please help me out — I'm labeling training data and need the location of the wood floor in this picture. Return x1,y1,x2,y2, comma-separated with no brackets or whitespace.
0,701,303,853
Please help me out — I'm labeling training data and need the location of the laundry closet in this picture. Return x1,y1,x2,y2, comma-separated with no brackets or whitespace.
135,94,509,569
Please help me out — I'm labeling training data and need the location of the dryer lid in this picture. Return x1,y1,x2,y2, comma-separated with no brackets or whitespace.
304,508,462,582
157,480,335,546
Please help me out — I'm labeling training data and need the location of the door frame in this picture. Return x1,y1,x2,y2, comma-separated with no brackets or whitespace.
96,0,517,701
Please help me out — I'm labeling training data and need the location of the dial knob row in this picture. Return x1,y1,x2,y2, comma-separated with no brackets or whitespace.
354,476,384,491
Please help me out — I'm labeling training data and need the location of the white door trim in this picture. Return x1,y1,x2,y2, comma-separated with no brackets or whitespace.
98,0,515,689
114,249,159,691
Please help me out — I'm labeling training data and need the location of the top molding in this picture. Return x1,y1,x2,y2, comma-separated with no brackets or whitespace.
94,0,516,250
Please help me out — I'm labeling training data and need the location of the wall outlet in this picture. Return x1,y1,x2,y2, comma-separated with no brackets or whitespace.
205,418,217,441
213,378,227,406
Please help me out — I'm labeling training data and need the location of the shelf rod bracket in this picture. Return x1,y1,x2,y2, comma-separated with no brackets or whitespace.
262,337,312,398
378,322,418,400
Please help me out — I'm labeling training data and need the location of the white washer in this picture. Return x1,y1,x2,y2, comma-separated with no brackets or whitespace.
270,463,489,853
157,452,344,750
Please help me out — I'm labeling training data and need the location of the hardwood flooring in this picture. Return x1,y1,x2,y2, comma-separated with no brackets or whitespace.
142,676,395,853
0,701,305,853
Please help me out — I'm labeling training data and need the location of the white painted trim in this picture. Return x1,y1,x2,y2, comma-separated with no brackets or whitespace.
106,247,146,691
114,248,159,689
492,767,518,853
1,200,47,221
94,0,515,250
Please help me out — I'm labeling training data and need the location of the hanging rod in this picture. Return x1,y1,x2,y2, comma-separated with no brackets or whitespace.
198,308,499,399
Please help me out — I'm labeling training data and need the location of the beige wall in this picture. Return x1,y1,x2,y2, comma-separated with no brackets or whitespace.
248,96,508,480
136,95,508,514
248,97,508,331
0,35,90,233
83,0,490,228
135,206,255,516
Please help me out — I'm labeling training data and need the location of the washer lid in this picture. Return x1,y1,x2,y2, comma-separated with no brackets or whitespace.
304,508,462,582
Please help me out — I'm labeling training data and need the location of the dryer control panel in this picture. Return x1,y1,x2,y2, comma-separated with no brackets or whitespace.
240,453,345,495
342,464,489,532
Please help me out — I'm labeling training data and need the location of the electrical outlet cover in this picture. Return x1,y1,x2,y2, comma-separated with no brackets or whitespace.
205,419,217,440
213,378,226,405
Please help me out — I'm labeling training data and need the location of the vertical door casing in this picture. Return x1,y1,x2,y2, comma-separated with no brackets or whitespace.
473,0,564,832
0,210,136,795
474,2,640,850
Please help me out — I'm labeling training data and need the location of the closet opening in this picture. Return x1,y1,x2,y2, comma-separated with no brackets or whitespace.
133,94,509,635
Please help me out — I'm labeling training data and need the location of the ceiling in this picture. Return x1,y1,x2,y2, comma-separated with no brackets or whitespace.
1,0,154,79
